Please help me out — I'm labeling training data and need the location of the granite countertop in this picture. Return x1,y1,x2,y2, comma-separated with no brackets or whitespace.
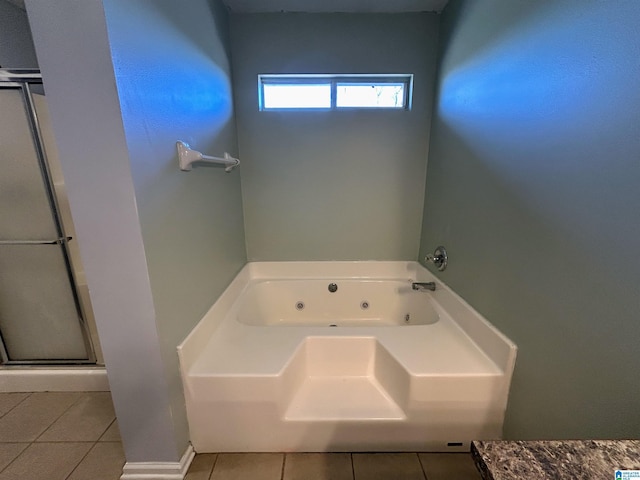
472,440,640,480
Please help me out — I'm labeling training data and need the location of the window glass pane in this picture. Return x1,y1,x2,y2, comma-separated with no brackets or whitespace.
262,84,331,109
336,83,405,108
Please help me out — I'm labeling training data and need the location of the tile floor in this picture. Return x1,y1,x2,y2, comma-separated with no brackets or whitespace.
0,391,122,480
185,451,482,480
0,392,482,480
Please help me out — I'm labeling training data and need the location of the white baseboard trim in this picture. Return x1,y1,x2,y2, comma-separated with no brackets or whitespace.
0,367,109,392
120,444,195,480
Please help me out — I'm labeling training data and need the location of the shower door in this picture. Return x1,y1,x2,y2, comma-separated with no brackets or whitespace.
0,70,95,364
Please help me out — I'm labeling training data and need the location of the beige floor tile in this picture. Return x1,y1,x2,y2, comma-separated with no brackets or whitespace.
418,453,481,480
99,419,121,442
284,453,353,480
0,443,29,472
0,392,81,442
37,392,115,442
0,442,92,480
211,453,284,480
67,442,125,480
185,453,218,480
353,453,425,480
0,394,29,418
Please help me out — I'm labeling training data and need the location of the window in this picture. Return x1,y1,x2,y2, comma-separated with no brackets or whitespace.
259,74,413,111
262,84,331,109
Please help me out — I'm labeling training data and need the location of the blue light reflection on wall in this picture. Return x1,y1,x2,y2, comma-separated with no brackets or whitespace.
105,0,235,178
434,0,640,244
126,60,233,134
438,2,605,156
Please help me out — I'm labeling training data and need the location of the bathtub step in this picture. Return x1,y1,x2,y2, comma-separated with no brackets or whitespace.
285,376,405,421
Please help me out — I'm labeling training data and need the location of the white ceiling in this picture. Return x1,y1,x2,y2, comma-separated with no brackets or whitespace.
222,0,449,13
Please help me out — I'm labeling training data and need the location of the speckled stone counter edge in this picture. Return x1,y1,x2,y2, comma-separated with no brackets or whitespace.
472,440,640,480
471,441,494,480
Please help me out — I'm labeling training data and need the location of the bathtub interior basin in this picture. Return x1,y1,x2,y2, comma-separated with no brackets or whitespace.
237,279,439,327
178,261,517,453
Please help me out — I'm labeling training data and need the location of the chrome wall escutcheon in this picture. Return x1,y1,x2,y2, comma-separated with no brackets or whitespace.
425,245,448,271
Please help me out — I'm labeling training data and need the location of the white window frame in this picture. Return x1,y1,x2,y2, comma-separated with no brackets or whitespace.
258,74,413,111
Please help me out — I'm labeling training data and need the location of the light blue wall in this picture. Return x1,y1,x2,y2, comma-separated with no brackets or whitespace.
27,0,245,464
231,13,438,261
0,0,38,68
26,0,180,463
420,0,640,439
102,0,247,453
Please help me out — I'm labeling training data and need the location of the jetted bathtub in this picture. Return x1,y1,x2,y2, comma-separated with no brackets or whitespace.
178,261,517,453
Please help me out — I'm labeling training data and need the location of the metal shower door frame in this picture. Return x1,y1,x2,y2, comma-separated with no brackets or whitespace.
0,70,96,365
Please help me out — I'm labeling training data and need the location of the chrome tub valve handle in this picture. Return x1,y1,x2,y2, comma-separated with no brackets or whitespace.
425,246,448,271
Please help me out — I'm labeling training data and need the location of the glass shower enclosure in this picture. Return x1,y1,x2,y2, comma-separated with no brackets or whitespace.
0,69,96,364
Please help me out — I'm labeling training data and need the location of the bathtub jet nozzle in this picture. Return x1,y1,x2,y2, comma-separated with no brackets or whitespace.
328,283,338,293
412,282,436,292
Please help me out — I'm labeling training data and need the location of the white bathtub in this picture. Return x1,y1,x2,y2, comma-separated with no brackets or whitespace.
178,261,517,453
